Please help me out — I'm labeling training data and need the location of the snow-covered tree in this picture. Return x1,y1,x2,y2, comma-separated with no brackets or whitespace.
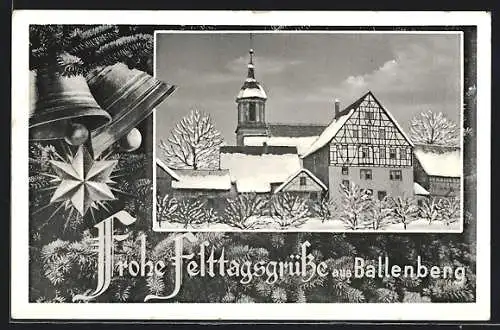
367,197,392,230
168,199,212,229
156,194,178,224
159,109,224,170
409,110,459,146
390,196,418,230
338,182,371,230
419,198,441,225
270,193,310,229
310,196,335,223
439,198,461,226
222,193,268,229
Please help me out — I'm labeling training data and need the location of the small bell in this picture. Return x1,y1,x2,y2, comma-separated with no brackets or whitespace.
29,69,112,141
86,62,176,157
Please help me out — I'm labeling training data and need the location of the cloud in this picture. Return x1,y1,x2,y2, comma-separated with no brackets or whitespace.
303,38,460,111
226,56,303,75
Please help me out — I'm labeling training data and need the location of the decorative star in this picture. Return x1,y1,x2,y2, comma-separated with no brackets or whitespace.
49,145,118,216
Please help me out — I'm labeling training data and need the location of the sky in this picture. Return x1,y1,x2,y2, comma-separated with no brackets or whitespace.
155,32,461,147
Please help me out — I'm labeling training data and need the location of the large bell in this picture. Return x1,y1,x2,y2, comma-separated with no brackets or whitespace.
29,69,112,141
86,62,176,157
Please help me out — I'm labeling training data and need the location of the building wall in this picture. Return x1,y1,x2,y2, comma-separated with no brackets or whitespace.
428,176,460,198
328,166,414,201
156,166,174,196
302,145,329,190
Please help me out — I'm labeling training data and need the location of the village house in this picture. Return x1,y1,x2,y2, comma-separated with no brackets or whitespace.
157,48,461,203
413,144,461,199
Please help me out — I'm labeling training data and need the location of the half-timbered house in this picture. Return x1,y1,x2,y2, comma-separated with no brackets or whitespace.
301,91,415,201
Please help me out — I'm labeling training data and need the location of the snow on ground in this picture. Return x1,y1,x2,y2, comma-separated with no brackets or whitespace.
157,217,461,232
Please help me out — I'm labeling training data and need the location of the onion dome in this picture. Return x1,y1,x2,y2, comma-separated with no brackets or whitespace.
236,49,267,100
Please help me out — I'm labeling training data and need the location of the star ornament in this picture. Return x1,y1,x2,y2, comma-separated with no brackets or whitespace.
49,145,118,216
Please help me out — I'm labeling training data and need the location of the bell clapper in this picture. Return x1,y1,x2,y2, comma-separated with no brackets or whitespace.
64,121,89,146
120,127,142,152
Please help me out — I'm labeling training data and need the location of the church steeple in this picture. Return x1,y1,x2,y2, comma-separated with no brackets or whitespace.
235,46,268,146
247,49,255,80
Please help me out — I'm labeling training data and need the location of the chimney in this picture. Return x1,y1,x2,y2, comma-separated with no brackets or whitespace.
334,99,341,118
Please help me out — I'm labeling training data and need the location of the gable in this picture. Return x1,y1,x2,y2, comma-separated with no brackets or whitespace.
274,168,328,193
331,92,413,147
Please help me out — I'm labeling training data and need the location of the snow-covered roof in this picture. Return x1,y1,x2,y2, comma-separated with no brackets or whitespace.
237,85,267,99
274,168,328,193
300,109,355,157
236,179,271,193
171,169,232,190
300,91,414,158
156,158,180,181
414,145,461,177
243,136,318,155
414,182,430,196
220,146,301,193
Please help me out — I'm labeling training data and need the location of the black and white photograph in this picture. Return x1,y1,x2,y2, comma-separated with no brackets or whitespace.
11,10,490,321
155,31,465,232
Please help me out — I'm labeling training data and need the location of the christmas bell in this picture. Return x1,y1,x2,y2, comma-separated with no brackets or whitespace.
86,62,176,157
29,69,112,141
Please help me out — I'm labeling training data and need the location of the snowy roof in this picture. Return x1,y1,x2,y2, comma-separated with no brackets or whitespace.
300,91,415,158
274,168,328,193
414,145,461,178
414,182,430,196
267,124,327,137
300,109,355,157
171,169,232,190
237,85,267,100
156,158,180,181
243,136,318,155
236,179,271,193
220,146,301,193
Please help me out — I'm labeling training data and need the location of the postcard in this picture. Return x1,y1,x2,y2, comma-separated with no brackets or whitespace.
11,10,491,321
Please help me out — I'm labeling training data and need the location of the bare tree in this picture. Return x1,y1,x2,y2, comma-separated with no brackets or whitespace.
409,110,459,146
222,193,269,229
367,197,393,230
390,196,418,230
338,182,371,230
270,193,310,229
159,109,224,169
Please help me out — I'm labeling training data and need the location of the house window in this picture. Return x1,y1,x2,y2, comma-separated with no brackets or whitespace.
365,189,373,196
362,127,368,138
390,170,402,181
379,128,385,140
365,111,373,120
360,169,372,180
389,148,397,159
377,191,387,200
299,177,307,186
342,180,350,188
361,147,369,159
380,147,386,159
352,129,359,138
248,103,256,121
310,192,318,200
342,166,349,175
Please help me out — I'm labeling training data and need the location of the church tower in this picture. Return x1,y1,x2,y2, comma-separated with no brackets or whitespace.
235,49,268,146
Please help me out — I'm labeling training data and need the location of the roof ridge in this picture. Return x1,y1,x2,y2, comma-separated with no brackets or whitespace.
268,122,328,127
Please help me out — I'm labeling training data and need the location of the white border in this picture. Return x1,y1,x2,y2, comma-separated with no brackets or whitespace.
11,10,490,321
153,29,465,233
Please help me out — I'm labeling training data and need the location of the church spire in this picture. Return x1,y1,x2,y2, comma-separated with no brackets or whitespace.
247,48,255,81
